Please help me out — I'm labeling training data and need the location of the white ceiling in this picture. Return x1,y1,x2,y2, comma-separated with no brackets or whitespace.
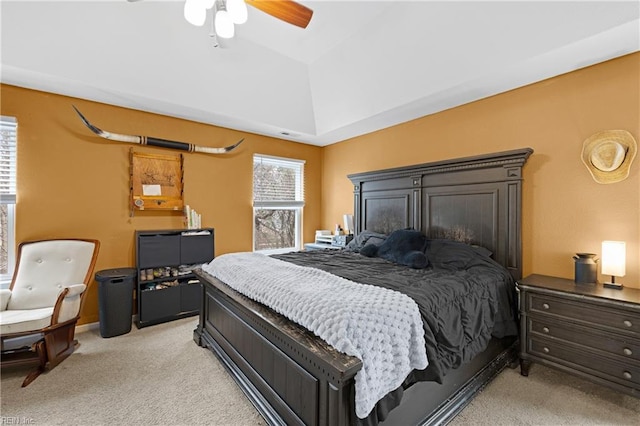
1,1,639,146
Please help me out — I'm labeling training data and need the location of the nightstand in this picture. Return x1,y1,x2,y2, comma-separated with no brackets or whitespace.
518,274,640,397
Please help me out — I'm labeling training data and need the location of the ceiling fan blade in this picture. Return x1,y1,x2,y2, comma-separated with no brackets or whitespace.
245,0,313,29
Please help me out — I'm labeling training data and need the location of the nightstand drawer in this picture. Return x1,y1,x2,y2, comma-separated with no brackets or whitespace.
528,293,639,334
529,317,640,362
529,338,640,388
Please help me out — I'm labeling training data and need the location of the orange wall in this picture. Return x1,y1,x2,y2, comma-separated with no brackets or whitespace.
322,53,640,288
0,86,323,324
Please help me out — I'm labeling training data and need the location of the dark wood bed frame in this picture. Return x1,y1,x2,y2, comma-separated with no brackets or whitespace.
193,148,533,425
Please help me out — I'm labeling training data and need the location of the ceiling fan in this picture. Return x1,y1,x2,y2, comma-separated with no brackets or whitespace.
129,0,313,37
245,0,313,29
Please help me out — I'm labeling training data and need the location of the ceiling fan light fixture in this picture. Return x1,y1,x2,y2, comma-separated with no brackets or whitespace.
227,0,248,24
184,0,207,26
215,9,235,38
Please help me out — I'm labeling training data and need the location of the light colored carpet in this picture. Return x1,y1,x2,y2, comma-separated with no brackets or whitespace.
1,318,264,426
2,317,638,425
449,361,639,426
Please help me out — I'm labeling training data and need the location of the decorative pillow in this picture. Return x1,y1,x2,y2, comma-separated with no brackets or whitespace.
359,243,379,257
361,229,429,269
344,230,387,253
471,244,493,258
426,239,492,271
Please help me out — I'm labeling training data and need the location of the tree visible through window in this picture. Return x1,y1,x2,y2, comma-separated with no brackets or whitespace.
0,116,17,281
253,155,304,253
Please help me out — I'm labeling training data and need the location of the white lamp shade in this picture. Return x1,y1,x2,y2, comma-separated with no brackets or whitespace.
227,0,248,24
203,0,216,9
601,240,626,277
215,10,235,38
184,0,207,26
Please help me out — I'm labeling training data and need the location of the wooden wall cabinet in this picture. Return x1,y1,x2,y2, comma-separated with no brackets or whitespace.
135,228,214,328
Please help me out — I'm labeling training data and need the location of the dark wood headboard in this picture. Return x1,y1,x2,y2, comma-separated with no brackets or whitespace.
348,148,533,280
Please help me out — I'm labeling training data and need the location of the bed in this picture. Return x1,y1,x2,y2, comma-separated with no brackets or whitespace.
193,147,533,425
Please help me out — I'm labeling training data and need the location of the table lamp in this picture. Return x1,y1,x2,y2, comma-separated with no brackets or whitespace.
601,240,625,290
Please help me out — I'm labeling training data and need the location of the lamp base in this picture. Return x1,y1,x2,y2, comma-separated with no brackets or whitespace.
603,281,623,290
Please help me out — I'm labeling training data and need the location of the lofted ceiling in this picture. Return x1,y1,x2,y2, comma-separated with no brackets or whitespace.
1,1,639,147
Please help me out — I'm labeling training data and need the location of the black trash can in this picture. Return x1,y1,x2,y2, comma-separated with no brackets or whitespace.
95,268,137,338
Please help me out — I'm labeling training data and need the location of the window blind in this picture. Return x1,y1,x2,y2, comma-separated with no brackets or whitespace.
0,116,17,204
253,154,305,207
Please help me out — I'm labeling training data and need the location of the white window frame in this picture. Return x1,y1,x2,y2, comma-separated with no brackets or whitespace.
253,154,305,254
0,116,17,288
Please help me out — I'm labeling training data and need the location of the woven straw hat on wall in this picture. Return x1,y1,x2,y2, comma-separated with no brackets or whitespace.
581,130,637,184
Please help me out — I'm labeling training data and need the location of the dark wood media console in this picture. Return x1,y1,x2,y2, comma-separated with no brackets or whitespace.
136,228,214,328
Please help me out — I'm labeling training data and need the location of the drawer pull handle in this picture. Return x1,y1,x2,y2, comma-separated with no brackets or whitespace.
543,347,550,353
542,327,550,333
623,371,632,380
542,303,550,310
623,320,632,328
623,348,632,356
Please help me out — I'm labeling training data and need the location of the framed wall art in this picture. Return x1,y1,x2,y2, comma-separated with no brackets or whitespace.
130,149,184,213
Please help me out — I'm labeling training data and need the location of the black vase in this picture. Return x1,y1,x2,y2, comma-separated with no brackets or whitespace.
573,253,598,284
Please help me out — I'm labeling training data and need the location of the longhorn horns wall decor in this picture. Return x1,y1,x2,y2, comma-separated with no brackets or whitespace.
73,106,244,155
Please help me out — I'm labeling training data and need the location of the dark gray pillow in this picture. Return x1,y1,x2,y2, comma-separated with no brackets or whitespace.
471,244,493,258
344,230,387,253
426,239,492,270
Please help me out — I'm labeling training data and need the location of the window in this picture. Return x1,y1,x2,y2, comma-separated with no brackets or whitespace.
253,154,305,253
1,116,17,286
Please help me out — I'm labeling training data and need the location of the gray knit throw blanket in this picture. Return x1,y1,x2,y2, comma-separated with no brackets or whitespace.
203,252,428,419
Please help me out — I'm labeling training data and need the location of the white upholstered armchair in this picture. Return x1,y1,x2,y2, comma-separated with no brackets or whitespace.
0,239,100,386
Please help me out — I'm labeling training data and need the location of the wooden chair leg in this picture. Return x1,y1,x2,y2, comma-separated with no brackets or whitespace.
44,322,77,368
18,322,79,387
21,340,47,387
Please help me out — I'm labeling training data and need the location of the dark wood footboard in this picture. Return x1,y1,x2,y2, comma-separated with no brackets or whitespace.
194,269,518,426
193,269,362,426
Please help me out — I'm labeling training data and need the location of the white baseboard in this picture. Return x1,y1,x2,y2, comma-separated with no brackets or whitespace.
76,316,137,334
76,321,100,333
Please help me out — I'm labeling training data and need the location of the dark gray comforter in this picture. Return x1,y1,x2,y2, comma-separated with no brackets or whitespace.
273,239,518,383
